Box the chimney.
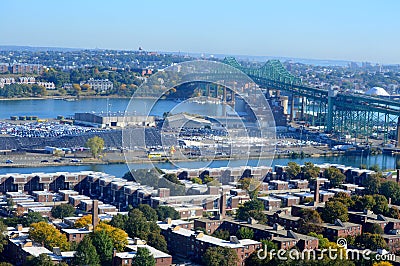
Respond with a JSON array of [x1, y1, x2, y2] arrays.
[[92, 200, 99, 228], [207, 186, 219, 195], [219, 193, 226, 219], [314, 179, 320, 204], [113, 248, 117, 258], [158, 188, 170, 198], [165, 217, 172, 225], [389, 197, 392, 205], [16, 224, 23, 231], [397, 169, 400, 183]]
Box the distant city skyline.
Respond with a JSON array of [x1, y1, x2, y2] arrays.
[[1, 0, 399, 64]]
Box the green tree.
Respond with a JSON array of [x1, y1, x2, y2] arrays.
[[361, 195, 376, 211], [85, 136, 105, 158], [203, 175, 214, 184], [301, 162, 320, 180], [192, 177, 203, 184], [369, 164, 380, 172], [0, 221, 8, 253], [212, 229, 230, 240], [110, 213, 129, 231], [286, 162, 301, 179], [146, 231, 168, 253], [380, 181, 400, 203], [332, 192, 354, 207], [355, 233, 388, 250], [237, 227, 254, 239], [126, 209, 150, 240], [298, 209, 323, 234], [95, 222, 128, 252], [156, 205, 180, 220], [308, 232, 330, 249], [23, 212, 46, 226], [372, 194, 389, 215], [363, 174, 382, 195], [324, 167, 346, 187], [138, 204, 158, 221], [239, 178, 260, 199], [163, 173, 181, 185], [236, 200, 266, 223], [91, 230, 114, 266], [25, 253, 53, 266], [387, 206, 400, 219], [73, 236, 100, 266], [321, 200, 348, 223], [132, 247, 156, 266], [6, 198, 14, 213], [51, 204, 75, 219], [203, 246, 238, 266], [366, 223, 384, 234], [260, 239, 278, 250]]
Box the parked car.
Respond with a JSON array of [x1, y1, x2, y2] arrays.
[[5, 160, 13, 164]]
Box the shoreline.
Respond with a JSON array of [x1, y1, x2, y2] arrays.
[[0, 95, 160, 101]]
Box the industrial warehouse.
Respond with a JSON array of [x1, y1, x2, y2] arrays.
[[74, 112, 156, 128]]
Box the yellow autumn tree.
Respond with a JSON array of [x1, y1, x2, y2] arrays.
[[29, 222, 69, 251], [81, 83, 91, 91], [72, 83, 81, 92], [373, 262, 393, 266], [74, 214, 92, 228], [95, 222, 128, 252]]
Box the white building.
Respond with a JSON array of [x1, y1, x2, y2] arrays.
[[18, 77, 36, 84], [37, 81, 56, 90], [82, 78, 113, 92]]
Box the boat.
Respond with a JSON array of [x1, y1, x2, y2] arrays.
[[63, 98, 78, 102]]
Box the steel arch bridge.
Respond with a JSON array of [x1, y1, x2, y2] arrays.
[[222, 57, 400, 144]]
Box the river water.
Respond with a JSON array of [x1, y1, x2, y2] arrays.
[[0, 154, 398, 177], [1, 98, 399, 177], [0, 98, 228, 119]]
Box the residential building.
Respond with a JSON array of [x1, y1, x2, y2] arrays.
[[81, 78, 113, 92], [159, 220, 261, 266], [316, 219, 362, 241], [113, 239, 172, 266]]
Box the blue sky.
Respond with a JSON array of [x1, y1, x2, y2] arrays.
[[1, 0, 399, 64]]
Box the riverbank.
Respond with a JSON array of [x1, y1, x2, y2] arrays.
[[0, 95, 162, 101], [0, 153, 398, 177], [0, 149, 346, 169]]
